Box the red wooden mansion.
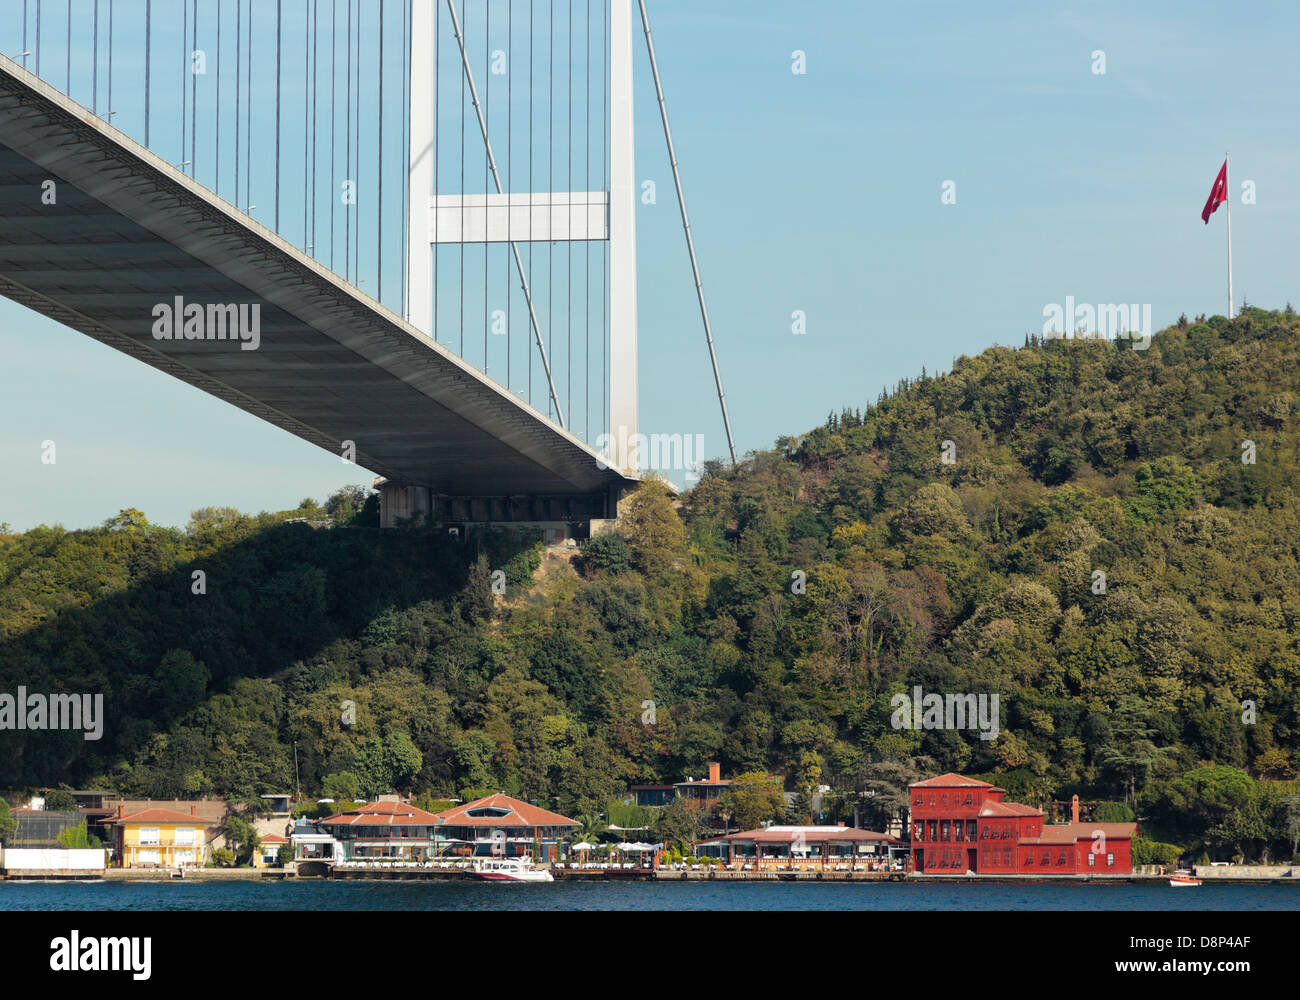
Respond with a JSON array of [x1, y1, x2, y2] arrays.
[[908, 773, 1138, 875]]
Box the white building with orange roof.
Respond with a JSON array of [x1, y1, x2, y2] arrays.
[[316, 799, 444, 861], [433, 793, 580, 862]]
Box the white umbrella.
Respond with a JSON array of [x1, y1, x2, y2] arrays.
[[571, 841, 597, 850]]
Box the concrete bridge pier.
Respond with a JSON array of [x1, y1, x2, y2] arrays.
[[376, 478, 631, 542]]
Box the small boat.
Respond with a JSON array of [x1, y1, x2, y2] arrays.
[[469, 856, 554, 883], [1169, 870, 1201, 887]]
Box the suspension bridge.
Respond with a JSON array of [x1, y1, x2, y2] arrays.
[[0, 0, 734, 533]]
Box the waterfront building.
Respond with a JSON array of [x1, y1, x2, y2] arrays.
[[674, 761, 730, 804], [255, 834, 290, 867], [433, 793, 580, 861], [315, 794, 581, 862], [88, 798, 228, 849], [909, 773, 1137, 875], [290, 820, 342, 863], [317, 799, 444, 861], [694, 825, 907, 866], [101, 804, 215, 868], [629, 785, 676, 807]]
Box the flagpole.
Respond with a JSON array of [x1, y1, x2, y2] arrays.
[[1226, 151, 1234, 319]]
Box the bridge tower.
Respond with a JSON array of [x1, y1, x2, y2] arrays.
[[406, 0, 637, 477]]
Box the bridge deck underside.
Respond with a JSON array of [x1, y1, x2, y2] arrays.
[[0, 60, 633, 503]]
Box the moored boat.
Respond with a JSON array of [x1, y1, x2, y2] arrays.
[[1168, 870, 1201, 887], [469, 856, 554, 883]]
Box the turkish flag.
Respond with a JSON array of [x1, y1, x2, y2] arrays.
[[1201, 160, 1228, 223]]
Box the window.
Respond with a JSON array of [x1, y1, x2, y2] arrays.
[[138, 827, 160, 846], [914, 794, 922, 805], [1057, 851, 1067, 866], [940, 793, 948, 805], [1087, 852, 1095, 867], [175, 827, 195, 846], [1025, 852, 1034, 866], [1107, 853, 1115, 867], [929, 794, 936, 806], [965, 793, 973, 805]]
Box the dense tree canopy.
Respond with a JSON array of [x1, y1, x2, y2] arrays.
[[2, 308, 1299, 861]]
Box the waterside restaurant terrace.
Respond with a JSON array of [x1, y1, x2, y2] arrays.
[[693, 825, 907, 871]]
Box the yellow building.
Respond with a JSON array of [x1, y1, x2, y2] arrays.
[[103, 805, 215, 868]]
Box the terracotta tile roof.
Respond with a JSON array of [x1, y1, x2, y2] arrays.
[[103, 807, 215, 826], [911, 773, 998, 789], [978, 800, 1043, 818], [259, 834, 289, 844], [319, 800, 444, 827], [1021, 829, 1079, 846], [1021, 823, 1137, 845], [433, 793, 580, 828], [102, 800, 227, 823]]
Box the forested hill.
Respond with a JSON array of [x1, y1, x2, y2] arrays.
[[2, 306, 1299, 862]]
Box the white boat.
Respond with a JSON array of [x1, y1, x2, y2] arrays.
[[1169, 870, 1201, 887], [469, 855, 554, 883]]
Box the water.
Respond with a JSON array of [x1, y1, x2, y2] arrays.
[[1, 879, 1297, 910]]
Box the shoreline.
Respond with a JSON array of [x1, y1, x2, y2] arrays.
[[2, 867, 1297, 885]]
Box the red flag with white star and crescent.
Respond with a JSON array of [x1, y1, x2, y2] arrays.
[[1201, 160, 1228, 223]]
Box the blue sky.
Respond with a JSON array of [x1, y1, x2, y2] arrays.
[[1, 0, 1296, 530]]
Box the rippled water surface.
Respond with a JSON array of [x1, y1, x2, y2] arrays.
[[1, 879, 1297, 910]]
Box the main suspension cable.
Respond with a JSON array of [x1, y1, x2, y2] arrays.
[[637, 0, 738, 465]]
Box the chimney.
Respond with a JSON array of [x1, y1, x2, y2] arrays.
[[117, 804, 124, 819], [1071, 794, 1079, 825], [708, 762, 721, 784], [191, 805, 197, 817]]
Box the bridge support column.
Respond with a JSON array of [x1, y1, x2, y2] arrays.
[[608, 0, 639, 475], [406, 1, 435, 333]]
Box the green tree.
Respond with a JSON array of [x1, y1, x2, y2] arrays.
[[579, 534, 632, 575], [42, 789, 77, 811], [1098, 700, 1173, 805], [321, 772, 360, 803], [1282, 796, 1300, 861], [619, 478, 687, 579], [652, 798, 707, 853], [221, 815, 261, 866], [719, 772, 785, 831], [352, 733, 424, 800], [57, 822, 98, 849], [0, 798, 16, 845]]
